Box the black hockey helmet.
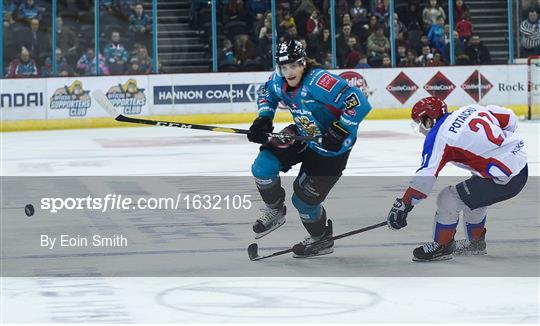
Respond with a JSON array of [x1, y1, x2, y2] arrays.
[[276, 40, 306, 66]]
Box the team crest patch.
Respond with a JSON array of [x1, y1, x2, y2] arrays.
[[294, 116, 320, 137], [316, 73, 339, 92], [344, 93, 359, 109]]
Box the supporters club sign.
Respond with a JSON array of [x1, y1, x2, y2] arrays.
[[386, 72, 419, 104], [105, 79, 146, 115], [49, 80, 91, 117]]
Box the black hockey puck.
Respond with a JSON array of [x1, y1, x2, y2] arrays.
[[25, 204, 34, 217], [247, 243, 259, 260]]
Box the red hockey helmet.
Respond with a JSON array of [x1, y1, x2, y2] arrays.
[[411, 97, 448, 123]]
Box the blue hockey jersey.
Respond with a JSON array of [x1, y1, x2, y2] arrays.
[[256, 68, 372, 157]]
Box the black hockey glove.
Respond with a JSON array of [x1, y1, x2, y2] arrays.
[[247, 116, 274, 144], [322, 121, 350, 152], [387, 198, 413, 230]]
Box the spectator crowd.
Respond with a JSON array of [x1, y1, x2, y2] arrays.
[[192, 0, 539, 71], [2, 0, 539, 77], [2, 0, 155, 77], [520, 4, 540, 57], [188, 0, 504, 71]]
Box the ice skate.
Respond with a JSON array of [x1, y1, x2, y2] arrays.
[[292, 219, 334, 258], [454, 229, 487, 255], [412, 240, 456, 262], [253, 205, 286, 239]]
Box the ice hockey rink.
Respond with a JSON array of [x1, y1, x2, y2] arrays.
[[1, 119, 539, 323]]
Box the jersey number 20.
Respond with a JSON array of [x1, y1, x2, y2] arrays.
[[468, 112, 504, 146]]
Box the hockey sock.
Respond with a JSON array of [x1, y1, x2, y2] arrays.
[[433, 220, 458, 246], [432, 186, 465, 245], [465, 216, 487, 241], [301, 207, 327, 237], [252, 150, 284, 209], [462, 205, 488, 241], [255, 177, 285, 209]]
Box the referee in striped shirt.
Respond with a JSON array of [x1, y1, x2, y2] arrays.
[[520, 8, 540, 57]]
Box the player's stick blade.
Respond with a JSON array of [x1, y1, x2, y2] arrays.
[[247, 243, 259, 260], [92, 90, 120, 117]]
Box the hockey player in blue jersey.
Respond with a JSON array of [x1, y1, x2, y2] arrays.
[[247, 40, 372, 257]]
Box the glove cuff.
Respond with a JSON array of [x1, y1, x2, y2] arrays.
[[402, 199, 414, 212]]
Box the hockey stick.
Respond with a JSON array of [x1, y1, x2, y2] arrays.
[[248, 221, 387, 261], [92, 90, 321, 143]]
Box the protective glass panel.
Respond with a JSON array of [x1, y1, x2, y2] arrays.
[[3, 0, 51, 78], [517, 0, 540, 59], [218, 0, 267, 72], [159, 0, 211, 73], [99, 0, 154, 76]]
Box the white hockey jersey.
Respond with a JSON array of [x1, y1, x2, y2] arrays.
[[403, 104, 528, 205]]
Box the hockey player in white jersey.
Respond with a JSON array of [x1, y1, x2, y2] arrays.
[[387, 97, 528, 262]]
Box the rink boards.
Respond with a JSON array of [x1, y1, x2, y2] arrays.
[[1, 64, 537, 131]]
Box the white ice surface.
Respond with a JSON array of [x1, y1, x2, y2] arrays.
[[1, 277, 538, 323], [3, 120, 537, 177], [1, 120, 539, 323]]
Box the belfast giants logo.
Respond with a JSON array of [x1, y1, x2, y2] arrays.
[[461, 70, 493, 102], [339, 71, 374, 98], [386, 72, 419, 104], [423, 71, 456, 100], [49, 80, 91, 117], [105, 79, 146, 115]]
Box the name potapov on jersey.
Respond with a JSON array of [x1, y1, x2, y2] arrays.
[[448, 107, 477, 133]]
